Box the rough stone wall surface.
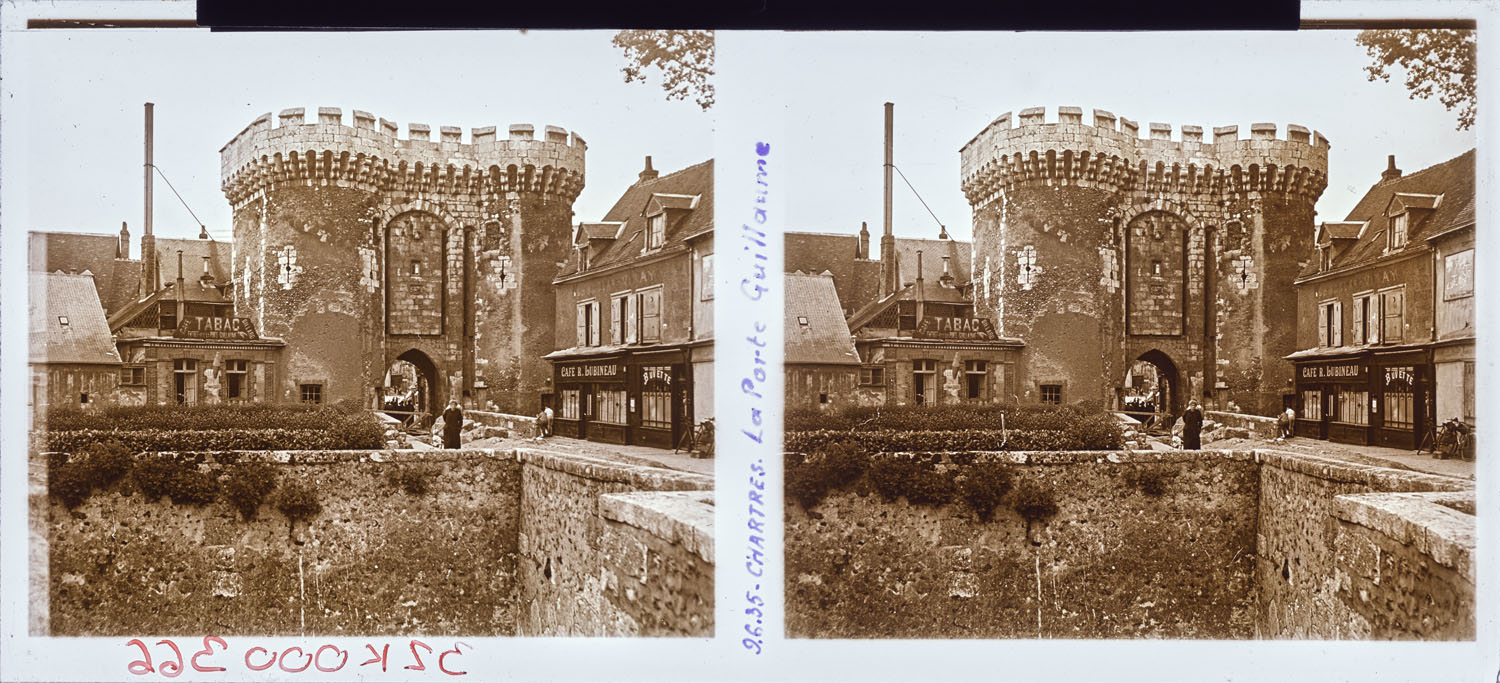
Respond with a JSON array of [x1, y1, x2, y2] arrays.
[[1253, 451, 1472, 639], [46, 450, 522, 636], [784, 365, 871, 412], [515, 451, 713, 637], [786, 450, 1260, 638], [962, 109, 1327, 413], [1206, 410, 1280, 439], [597, 490, 714, 637], [223, 109, 584, 413]]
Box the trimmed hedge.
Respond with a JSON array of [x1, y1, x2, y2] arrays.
[[44, 404, 374, 433], [786, 403, 1105, 434], [785, 404, 1122, 453], [46, 426, 384, 453]]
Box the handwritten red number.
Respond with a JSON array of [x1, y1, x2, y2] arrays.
[[361, 643, 390, 672], [125, 639, 155, 675], [244, 646, 276, 672], [438, 642, 471, 676], [155, 640, 184, 678], [278, 646, 312, 673], [403, 640, 433, 671], [190, 636, 228, 673], [315, 645, 349, 673]]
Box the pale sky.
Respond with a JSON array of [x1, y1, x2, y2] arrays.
[[13, 29, 713, 241], [764, 31, 1476, 244]]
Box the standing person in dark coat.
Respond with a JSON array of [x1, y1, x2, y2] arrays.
[[442, 399, 464, 449], [1182, 399, 1204, 450]]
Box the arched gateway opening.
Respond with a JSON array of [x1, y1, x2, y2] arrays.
[[1126, 349, 1182, 430], [382, 349, 443, 427]]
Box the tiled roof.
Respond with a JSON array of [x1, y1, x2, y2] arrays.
[[152, 237, 234, 291], [28, 231, 144, 315], [558, 160, 713, 278], [576, 222, 622, 242], [784, 232, 880, 314], [887, 237, 972, 287], [784, 273, 861, 366], [29, 272, 122, 365], [1301, 149, 1475, 279]]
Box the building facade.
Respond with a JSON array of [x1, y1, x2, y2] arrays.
[[547, 159, 713, 448], [784, 272, 866, 410], [220, 107, 585, 414], [29, 272, 124, 413], [960, 107, 1329, 415], [1288, 151, 1475, 449]]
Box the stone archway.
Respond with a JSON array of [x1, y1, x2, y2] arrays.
[[383, 349, 444, 424], [1135, 349, 1183, 419]]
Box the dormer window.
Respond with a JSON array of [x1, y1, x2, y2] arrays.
[[1389, 212, 1409, 250], [1320, 246, 1332, 272], [647, 213, 666, 250]]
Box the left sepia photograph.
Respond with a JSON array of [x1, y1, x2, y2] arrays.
[[22, 28, 714, 638]]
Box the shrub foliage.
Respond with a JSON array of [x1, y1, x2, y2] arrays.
[[274, 481, 323, 522], [224, 462, 279, 520], [784, 404, 1121, 454], [44, 404, 384, 453]]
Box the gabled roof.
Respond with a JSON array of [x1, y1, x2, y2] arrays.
[[648, 193, 699, 211], [785, 273, 860, 365], [1387, 192, 1442, 212], [29, 272, 122, 365], [886, 237, 972, 287], [784, 232, 880, 314], [576, 222, 623, 243], [558, 160, 713, 279], [28, 231, 144, 315], [1300, 149, 1475, 279]]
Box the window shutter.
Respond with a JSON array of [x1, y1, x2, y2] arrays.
[[1317, 305, 1329, 347], [1337, 302, 1347, 346], [626, 294, 638, 344], [610, 298, 622, 345], [1372, 296, 1382, 343], [576, 304, 586, 348], [590, 303, 600, 346], [1352, 298, 1364, 344]]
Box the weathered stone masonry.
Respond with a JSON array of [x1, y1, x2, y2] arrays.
[[960, 107, 1329, 414], [221, 108, 585, 413]]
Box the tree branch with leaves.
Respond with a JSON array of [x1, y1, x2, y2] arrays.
[[612, 30, 715, 111], [1357, 29, 1476, 131]]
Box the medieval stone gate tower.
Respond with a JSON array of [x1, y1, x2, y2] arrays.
[[221, 107, 585, 413], [960, 107, 1327, 415]]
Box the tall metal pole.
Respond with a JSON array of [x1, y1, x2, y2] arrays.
[[142, 102, 158, 296], [880, 102, 897, 297]]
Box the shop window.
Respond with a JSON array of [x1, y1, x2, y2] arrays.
[[638, 287, 662, 342], [560, 389, 581, 420], [596, 389, 628, 425], [1380, 287, 1404, 342], [965, 360, 988, 401], [120, 366, 145, 386], [1040, 384, 1063, 405], [226, 360, 248, 400], [1333, 387, 1369, 425], [913, 359, 937, 406], [300, 383, 323, 405], [1300, 389, 1323, 420], [641, 366, 672, 429], [859, 366, 885, 386], [174, 359, 198, 405], [1382, 366, 1414, 429]]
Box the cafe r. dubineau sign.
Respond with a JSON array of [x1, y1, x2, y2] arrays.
[[559, 362, 622, 380], [913, 316, 998, 341], [1298, 361, 1365, 380], [174, 315, 258, 340]]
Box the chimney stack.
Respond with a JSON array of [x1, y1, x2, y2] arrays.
[[914, 249, 925, 322], [879, 102, 898, 297], [142, 103, 159, 296], [940, 255, 954, 287], [1381, 154, 1403, 182], [175, 249, 186, 323], [858, 221, 870, 259], [118, 222, 130, 260], [638, 155, 658, 184]]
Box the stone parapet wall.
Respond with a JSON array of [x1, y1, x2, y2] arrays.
[[786, 447, 1475, 640], [1253, 449, 1472, 639], [1206, 410, 1281, 438], [39, 447, 713, 637], [787, 449, 1261, 638], [515, 449, 713, 637]]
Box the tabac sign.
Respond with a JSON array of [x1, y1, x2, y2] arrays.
[[913, 316, 998, 341], [175, 315, 258, 340]]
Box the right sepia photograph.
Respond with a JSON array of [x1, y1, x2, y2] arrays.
[[780, 28, 1477, 639]]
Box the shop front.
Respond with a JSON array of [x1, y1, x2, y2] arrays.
[[1290, 346, 1431, 449], [548, 346, 692, 449]]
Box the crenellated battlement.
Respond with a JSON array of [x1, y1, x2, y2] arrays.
[[220, 107, 586, 206], [960, 106, 1328, 207]]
